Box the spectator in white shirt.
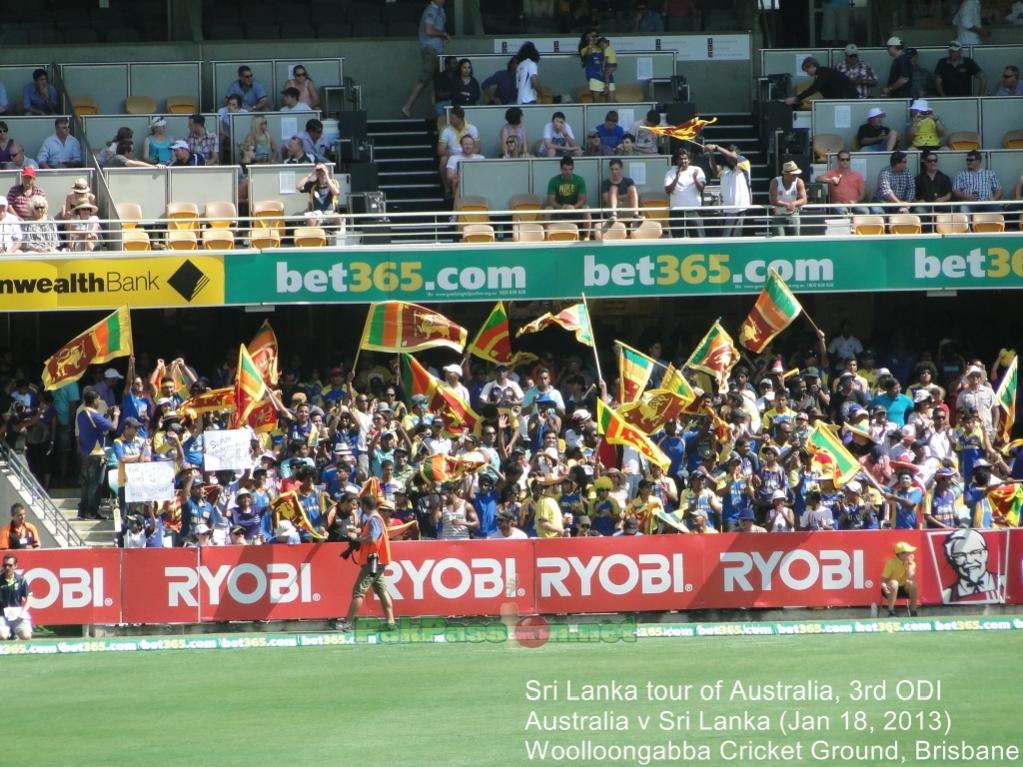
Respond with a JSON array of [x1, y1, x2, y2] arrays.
[[664, 148, 706, 237]]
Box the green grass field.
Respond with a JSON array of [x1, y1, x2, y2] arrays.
[[13, 624, 1023, 767]]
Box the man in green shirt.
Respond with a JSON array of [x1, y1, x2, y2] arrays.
[[545, 156, 591, 238]]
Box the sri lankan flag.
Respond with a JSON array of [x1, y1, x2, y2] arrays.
[[738, 269, 803, 353], [996, 355, 1018, 443], [616, 341, 656, 404], [419, 453, 489, 484], [515, 303, 594, 347], [180, 387, 235, 419], [233, 344, 266, 428], [399, 354, 480, 435], [595, 400, 670, 471], [248, 319, 279, 385], [986, 482, 1023, 528], [42, 306, 133, 390], [246, 400, 278, 434], [360, 301, 467, 353], [148, 359, 193, 400], [685, 320, 739, 388], [270, 491, 325, 540], [807, 422, 860, 486], [618, 383, 695, 434], [468, 301, 537, 367]]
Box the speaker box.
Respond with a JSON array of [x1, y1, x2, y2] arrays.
[[348, 191, 386, 215], [337, 110, 367, 143], [348, 162, 379, 193], [763, 101, 793, 141]]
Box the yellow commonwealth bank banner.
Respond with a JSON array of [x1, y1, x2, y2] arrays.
[[0, 255, 225, 310]]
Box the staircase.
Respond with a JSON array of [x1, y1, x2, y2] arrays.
[[51, 488, 116, 547], [697, 112, 771, 204]]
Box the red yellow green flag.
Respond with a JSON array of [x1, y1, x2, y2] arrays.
[[595, 399, 670, 471], [738, 269, 803, 353], [986, 482, 1023, 528], [42, 306, 133, 390], [180, 387, 235, 420], [270, 491, 325, 540], [419, 453, 489, 484], [399, 354, 481, 436], [685, 320, 740, 388], [515, 303, 594, 347], [360, 301, 467, 353], [618, 384, 696, 435], [468, 301, 537, 367], [248, 319, 279, 385], [246, 400, 279, 434], [233, 344, 266, 428], [995, 355, 1018, 443], [807, 422, 861, 486], [616, 341, 656, 404]]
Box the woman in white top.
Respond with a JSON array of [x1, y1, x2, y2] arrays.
[[769, 160, 807, 236], [515, 42, 541, 105], [435, 484, 478, 539]]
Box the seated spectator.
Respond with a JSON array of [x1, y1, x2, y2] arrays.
[[187, 114, 219, 166], [0, 198, 23, 253], [545, 156, 591, 235], [7, 166, 44, 221], [0, 122, 13, 164], [22, 196, 59, 252], [907, 49, 937, 99], [595, 110, 624, 153], [22, 68, 59, 116], [836, 44, 877, 98], [952, 151, 1002, 213], [664, 148, 706, 237], [785, 56, 858, 105], [481, 56, 518, 105], [601, 157, 638, 225], [283, 64, 320, 109], [452, 59, 481, 107], [769, 160, 807, 236], [856, 107, 898, 153], [280, 86, 313, 113], [870, 151, 915, 214], [60, 177, 96, 220], [820, 150, 867, 216], [282, 136, 315, 164], [67, 200, 101, 252], [217, 95, 247, 159], [935, 40, 986, 97], [142, 117, 174, 165], [538, 111, 582, 158], [225, 65, 269, 111], [905, 99, 946, 151], [237, 142, 256, 213], [632, 109, 661, 154], [169, 139, 204, 167], [38, 117, 82, 169], [106, 140, 156, 168], [298, 163, 342, 228], [446, 134, 484, 198], [583, 129, 612, 156], [500, 107, 527, 155], [4, 143, 37, 172], [501, 134, 529, 158], [437, 106, 479, 196], [300, 119, 332, 164], [245, 115, 279, 163], [615, 133, 639, 155], [995, 65, 1023, 95], [95, 127, 134, 166], [913, 151, 953, 219]]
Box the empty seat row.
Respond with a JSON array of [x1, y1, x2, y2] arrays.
[[462, 219, 663, 243], [71, 95, 199, 117], [851, 212, 1011, 235], [122, 226, 329, 250]]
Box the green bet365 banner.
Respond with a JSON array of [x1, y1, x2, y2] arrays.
[[224, 236, 1023, 305]]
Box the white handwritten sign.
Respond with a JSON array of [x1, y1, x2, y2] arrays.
[[204, 429, 253, 472], [124, 462, 176, 503]]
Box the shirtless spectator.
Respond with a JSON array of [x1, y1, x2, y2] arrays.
[[856, 107, 898, 152], [446, 134, 484, 200], [820, 150, 866, 216], [835, 44, 877, 98], [187, 114, 219, 166], [22, 69, 59, 116], [7, 166, 43, 221], [538, 111, 582, 158], [225, 65, 269, 111], [283, 64, 320, 109], [38, 117, 82, 169]]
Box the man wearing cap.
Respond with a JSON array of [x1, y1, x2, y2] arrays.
[[856, 108, 898, 153], [169, 139, 204, 167], [935, 41, 986, 97], [442, 363, 470, 403], [492, 510, 528, 539], [785, 56, 858, 106], [180, 468, 217, 543], [926, 468, 965, 528], [769, 160, 806, 236], [871, 151, 915, 214], [271, 519, 300, 544], [880, 541, 919, 617], [956, 365, 998, 437], [836, 44, 877, 98], [112, 416, 151, 512], [881, 470, 923, 529], [37, 117, 82, 169], [736, 508, 766, 533], [952, 151, 1002, 214], [6, 165, 44, 221], [338, 495, 397, 632], [882, 36, 912, 98]]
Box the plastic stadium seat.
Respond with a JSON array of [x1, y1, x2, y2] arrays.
[[546, 222, 580, 241], [462, 223, 496, 243], [166, 96, 199, 115], [630, 219, 663, 239], [1002, 130, 1023, 149], [122, 229, 151, 251], [202, 228, 236, 250], [639, 194, 669, 223], [509, 194, 543, 222], [971, 212, 1005, 233], [852, 215, 885, 235], [812, 133, 844, 162], [165, 201, 200, 231], [252, 200, 285, 231], [888, 213, 922, 234], [513, 223, 544, 242], [250, 227, 282, 248], [614, 83, 645, 102], [204, 201, 237, 229], [167, 230, 198, 250], [573, 85, 594, 103], [934, 213, 969, 234], [454, 196, 490, 230], [125, 95, 157, 114], [71, 96, 99, 116], [294, 226, 327, 247], [946, 131, 981, 151], [597, 221, 628, 240], [116, 202, 143, 230]]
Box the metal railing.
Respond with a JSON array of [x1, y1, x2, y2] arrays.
[[0, 442, 86, 548]]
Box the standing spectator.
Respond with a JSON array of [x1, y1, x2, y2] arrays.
[[820, 0, 851, 45], [0, 504, 40, 549], [515, 42, 541, 105], [580, 30, 605, 102], [76, 387, 118, 521], [952, 151, 1002, 213], [430, 56, 459, 118], [633, 2, 665, 32], [0, 198, 22, 253], [481, 56, 518, 105], [451, 59, 481, 107], [705, 143, 751, 237], [956, 364, 998, 437], [7, 166, 44, 220], [22, 69, 59, 115], [994, 65, 1023, 95], [785, 57, 858, 104], [856, 107, 898, 152], [836, 44, 877, 98], [882, 36, 912, 98], [595, 110, 624, 152], [664, 148, 705, 236], [906, 99, 946, 151], [769, 160, 807, 236], [871, 151, 915, 214], [0, 555, 32, 640], [820, 151, 867, 216], [283, 64, 320, 109], [401, 0, 450, 117], [952, 0, 990, 45], [225, 65, 269, 111], [187, 114, 219, 166], [935, 40, 987, 96], [907, 49, 937, 98], [37, 117, 82, 169], [599, 37, 619, 103], [600, 158, 638, 227], [538, 111, 582, 157]]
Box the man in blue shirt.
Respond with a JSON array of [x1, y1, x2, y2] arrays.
[[181, 468, 217, 542], [76, 387, 118, 520], [595, 110, 624, 152], [870, 375, 914, 426], [225, 65, 269, 111], [37, 117, 82, 169], [22, 69, 59, 115], [472, 474, 500, 538], [883, 471, 922, 529]]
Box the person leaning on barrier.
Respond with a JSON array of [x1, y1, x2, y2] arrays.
[[663, 148, 705, 237], [336, 495, 397, 633], [785, 56, 858, 106], [769, 160, 807, 236]]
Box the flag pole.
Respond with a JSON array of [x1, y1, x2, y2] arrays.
[[581, 293, 604, 386]]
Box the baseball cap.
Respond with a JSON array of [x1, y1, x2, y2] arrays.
[[948, 40, 963, 50], [21, 166, 37, 178], [738, 508, 756, 521], [894, 541, 916, 554], [194, 523, 212, 535], [104, 368, 124, 379], [442, 363, 462, 377], [844, 43, 859, 55], [886, 36, 903, 47], [123, 417, 142, 428], [966, 365, 984, 376], [913, 389, 932, 403], [170, 139, 190, 150], [866, 107, 886, 120]]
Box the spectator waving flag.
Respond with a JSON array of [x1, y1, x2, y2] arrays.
[[996, 354, 1018, 443], [685, 320, 739, 388], [360, 301, 467, 353], [399, 354, 480, 435], [180, 387, 235, 419], [983, 483, 1023, 528], [419, 453, 489, 484], [807, 423, 861, 486], [149, 358, 194, 400], [616, 341, 657, 404], [738, 269, 803, 353], [271, 491, 325, 540], [41, 306, 133, 390], [595, 399, 670, 471], [233, 344, 266, 428], [516, 303, 594, 347], [468, 301, 537, 367], [247, 319, 280, 385]]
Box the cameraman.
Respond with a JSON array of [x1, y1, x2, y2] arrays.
[[336, 495, 396, 633]]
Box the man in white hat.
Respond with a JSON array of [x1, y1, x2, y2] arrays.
[[169, 139, 204, 167], [880, 541, 919, 617], [955, 365, 997, 436], [836, 43, 877, 98], [441, 362, 470, 403], [856, 107, 898, 152], [935, 40, 986, 97], [768, 160, 806, 236], [95, 367, 125, 409]]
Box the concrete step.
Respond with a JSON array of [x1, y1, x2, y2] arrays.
[[51, 488, 117, 547]]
